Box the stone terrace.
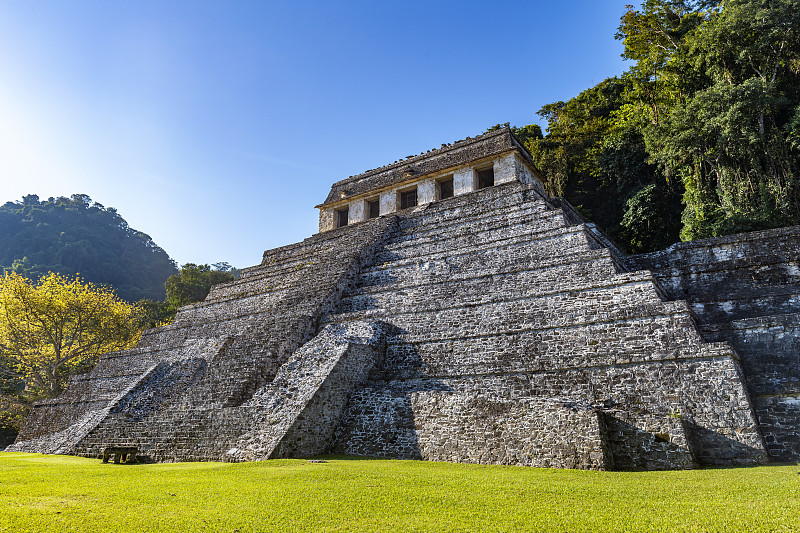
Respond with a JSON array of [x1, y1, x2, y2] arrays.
[[628, 227, 800, 462], [325, 180, 766, 469]]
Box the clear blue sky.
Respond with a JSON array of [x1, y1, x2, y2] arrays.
[[0, 1, 630, 269]]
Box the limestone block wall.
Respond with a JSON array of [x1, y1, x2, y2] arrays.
[[70, 321, 385, 463], [318, 208, 334, 235], [601, 410, 695, 470], [14, 342, 187, 443], [417, 179, 436, 204], [453, 167, 473, 196], [335, 352, 762, 469], [628, 227, 800, 462], [252, 321, 385, 460], [336, 392, 610, 470], [317, 128, 547, 232], [321, 127, 542, 206], [626, 226, 800, 323], [513, 152, 541, 191], [494, 152, 519, 185]]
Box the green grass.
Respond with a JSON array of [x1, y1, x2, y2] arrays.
[[0, 453, 798, 532]]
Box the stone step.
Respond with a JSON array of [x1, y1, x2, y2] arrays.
[[335, 389, 612, 469], [350, 248, 619, 297], [174, 283, 338, 324], [53, 343, 187, 406], [167, 355, 280, 411], [339, 269, 660, 316], [206, 281, 295, 305], [395, 181, 546, 232], [625, 225, 800, 268], [326, 285, 696, 342], [700, 311, 800, 335], [142, 312, 315, 354], [335, 349, 757, 468], [169, 300, 319, 330], [239, 244, 330, 280], [57, 376, 142, 400], [390, 198, 555, 245], [208, 250, 360, 300], [699, 313, 800, 397], [372, 313, 725, 379], [652, 257, 800, 297], [689, 292, 800, 324], [362, 224, 599, 276], [750, 395, 800, 462], [378, 207, 569, 260], [356, 236, 605, 297], [237, 215, 396, 281], [77, 349, 165, 377]]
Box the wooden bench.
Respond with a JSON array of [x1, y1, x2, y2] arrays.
[[102, 446, 138, 464]]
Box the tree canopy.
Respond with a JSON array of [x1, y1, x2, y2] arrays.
[[0, 194, 178, 301], [0, 272, 142, 400], [165, 263, 235, 308], [139, 263, 236, 328], [510, 0, 800, 252]]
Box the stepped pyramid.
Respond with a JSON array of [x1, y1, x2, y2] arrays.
[[10, 127, 799, 469]]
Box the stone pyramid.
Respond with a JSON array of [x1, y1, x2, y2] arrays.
[[10, 127, 798, 469]]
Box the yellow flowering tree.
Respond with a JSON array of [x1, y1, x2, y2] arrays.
[[0, 272, 142, 399]]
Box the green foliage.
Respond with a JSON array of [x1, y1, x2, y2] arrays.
[[620, 183, 683, 252], [0, 455, 798, 532], [0, 272, 142, 399], [165, 263, 235, 308], [487, 122, 543, 146], [0, 194, 178, 302], [211, 261, 241, 279], [0, 340, 26, 439], [137, 298, 179, 330], [0, 393, 26, 440], [510, 0, 800, 250], [509, 77, 682, 253], [140, 263, 236, 328], [617, 0, 800, 239]]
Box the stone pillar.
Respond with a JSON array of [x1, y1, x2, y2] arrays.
[[350, 199, 366, 223], [417, 179, 436, 204], [380, 189, 397, 215], [453, 168, 474, 196], [495, 154, 517, 185], [319, 208, 334, 233]]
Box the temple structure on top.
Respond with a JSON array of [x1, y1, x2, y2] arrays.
[[8, 126, 799, 469], [316, 128, 545, 232]]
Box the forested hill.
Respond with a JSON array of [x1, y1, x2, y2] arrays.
[[0, 194, 178, 301], [505, 0, 800, 254]]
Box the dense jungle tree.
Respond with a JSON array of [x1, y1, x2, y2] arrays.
[[500, 77, 683, 253], [509, 0, 800, 251], [613, 0, 800, 239]]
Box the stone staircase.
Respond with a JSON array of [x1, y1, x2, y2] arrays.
[[229, 321, 385, 461], [10, 216, 397, 461], [323, 181, 766, 469]]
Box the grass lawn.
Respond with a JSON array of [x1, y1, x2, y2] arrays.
[[0, 453, 798, 532]]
